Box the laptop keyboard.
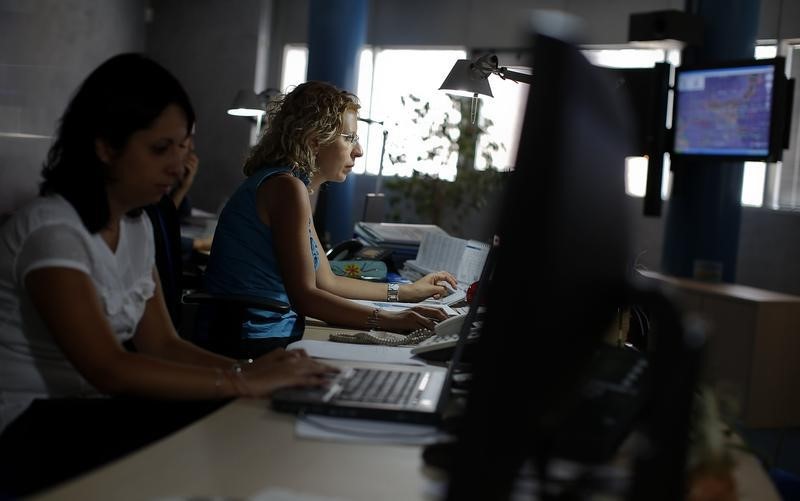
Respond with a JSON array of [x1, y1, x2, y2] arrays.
[[335, 368, 422, 405]]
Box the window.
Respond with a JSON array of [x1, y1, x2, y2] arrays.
[[770, 42, 800, 210], [280, 44, 308, 92], [473, 63, 530, 172], [581, 43, 797, 209], [279, 42, 800, 210], [738, 44, 780, 207], [358, 48, 467, 180], [281, 45, 467, 180]]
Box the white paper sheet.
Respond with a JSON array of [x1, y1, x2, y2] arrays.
[[295, 414, 449, 445], [287, 339, 426, 366]]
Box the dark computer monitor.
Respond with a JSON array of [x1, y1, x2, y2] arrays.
[[445, 31, 635, 500], [604, 64, 671, 216], [604, 64, 671, 158], [670, 57, 791, 162]]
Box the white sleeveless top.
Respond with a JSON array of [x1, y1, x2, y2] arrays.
[[0, 195, 155, 432]]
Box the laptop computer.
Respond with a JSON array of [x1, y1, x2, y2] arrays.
[[269, 245, 496, 425]]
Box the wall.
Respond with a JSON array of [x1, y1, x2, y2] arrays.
[[0, 0, 145, 214], [3, 0, 800, 296], [264, 0, 800, 297], [146, 0, 265, 214]]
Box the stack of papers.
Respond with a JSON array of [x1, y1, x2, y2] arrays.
[[354, 222, 448, 266], [286, 339, 425, 366], [402, 232, 490, 288]]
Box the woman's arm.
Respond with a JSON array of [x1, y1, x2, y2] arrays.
[[25, 267, 329, 399], [131, 269, 235, 366], [262, 176, 449, 331], [311, 224, 457, 302], [264, 176, 376, 323], [170, 147, 198, 209]]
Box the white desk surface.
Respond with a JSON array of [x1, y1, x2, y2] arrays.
[[33, 326, 781, 501], [34, 398, 441, 501]]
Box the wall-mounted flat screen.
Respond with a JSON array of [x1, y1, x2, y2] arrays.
[[671, 58, 789, 162]]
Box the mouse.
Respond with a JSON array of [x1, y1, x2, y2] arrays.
[[436, 280, 457, 298]]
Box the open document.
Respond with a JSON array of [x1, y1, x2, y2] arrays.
[[401, 232, 490, 289]]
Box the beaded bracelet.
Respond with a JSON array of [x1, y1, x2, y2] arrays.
[[366, 308, 381, 331], [225, 366, 255, 397]]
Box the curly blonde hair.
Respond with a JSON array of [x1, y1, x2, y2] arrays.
[[243, 81, 360, 179]]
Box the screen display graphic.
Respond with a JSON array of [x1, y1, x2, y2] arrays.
[[673, 64, 774, 157]]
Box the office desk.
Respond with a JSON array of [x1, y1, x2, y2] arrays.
[[34, 326, 781, 501], [638, 270, 800, 427], [34, 398, 439, 501]]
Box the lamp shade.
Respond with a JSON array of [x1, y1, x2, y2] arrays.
[[439, 59, 493, 98], [227, 89, 266, 117]]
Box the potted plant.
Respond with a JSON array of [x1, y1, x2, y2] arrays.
[[383, 94, 507, 237]]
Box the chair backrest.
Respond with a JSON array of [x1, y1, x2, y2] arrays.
[[182, 291, 291, 359], [145, 197, 184, 328]]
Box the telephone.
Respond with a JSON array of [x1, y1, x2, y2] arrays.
[[326, 240, 395, 281], [410, 314, 478, 362], [328, 313, 468, 351], [326, 239, 393, 263]]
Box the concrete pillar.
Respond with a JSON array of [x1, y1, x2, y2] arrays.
[[307, 0, 368, 247], [661, 0, 760, 282]]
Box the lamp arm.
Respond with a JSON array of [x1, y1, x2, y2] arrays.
[[495, 67, 533, 84]]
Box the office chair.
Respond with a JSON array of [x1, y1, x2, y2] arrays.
[[182, 290, 290, 359], [145, 197, 290, 358]]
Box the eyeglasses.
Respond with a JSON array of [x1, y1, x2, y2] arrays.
[[339, 132, 360, 145]]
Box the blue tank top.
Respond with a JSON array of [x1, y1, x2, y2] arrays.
[[204, 166, 320, 339]]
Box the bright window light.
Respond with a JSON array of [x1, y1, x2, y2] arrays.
[[366, 49, 467, 180], [475, 74, 529, 171], [583, 48, 668, 68], [742, 162, 766, 207], [279, 43, 784, 209], [625, 156, 649, 197], [755, 45, 778, 60], [662, 153, 672, 200], [353, 48, 375, 175], [736, 44, 776, 208], [625, 154, 672, 200], [281, 45, 308, 93]]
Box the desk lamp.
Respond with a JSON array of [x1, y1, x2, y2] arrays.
[[226, 88, 277, 137], [358, 116, 388, 222], [439, 53, 532, 122]]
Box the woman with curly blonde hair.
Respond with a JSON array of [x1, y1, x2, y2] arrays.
[[205, 81, 457, 356]]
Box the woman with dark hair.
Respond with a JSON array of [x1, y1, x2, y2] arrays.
[[205, 81, 458, 357], [0, 54, 332, 497]]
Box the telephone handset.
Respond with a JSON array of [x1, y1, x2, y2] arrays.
[[430, 314, 466, 336], [326, 239, 393, 263], [411, 314, 478, 362]]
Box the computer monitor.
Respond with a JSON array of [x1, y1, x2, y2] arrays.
[[604, 64, 671, 216], [445, 31, 635, 500], [670, 57, 791, 162], [604, 64, 671, 158]]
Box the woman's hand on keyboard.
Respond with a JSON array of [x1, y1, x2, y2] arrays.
[[377, 305, 448, 333], [246, 348, 338, 395]]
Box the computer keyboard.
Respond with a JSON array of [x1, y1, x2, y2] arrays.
[[334, 368, 421, 405]]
